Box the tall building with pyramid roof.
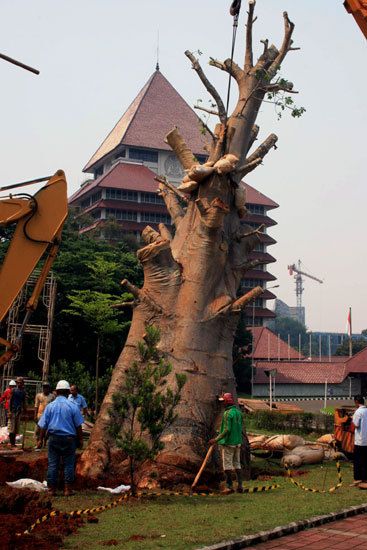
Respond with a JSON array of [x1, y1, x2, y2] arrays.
[[69, 67, 278, 326]]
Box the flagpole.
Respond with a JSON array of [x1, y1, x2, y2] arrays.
[[349, 306, 353, 358]]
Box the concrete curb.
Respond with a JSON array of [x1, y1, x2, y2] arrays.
[[198, 502, 367, 549]]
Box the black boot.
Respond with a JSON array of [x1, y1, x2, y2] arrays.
[[236, 469, 243, 493], [221, 470, 234, 494], [9, 433, 16, 447]]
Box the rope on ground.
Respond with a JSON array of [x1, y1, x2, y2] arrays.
[[285, 459, 343, 494], [20, 484, 281, 535]]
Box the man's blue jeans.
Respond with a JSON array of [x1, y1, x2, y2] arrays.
[[47, 434, 77, 487]]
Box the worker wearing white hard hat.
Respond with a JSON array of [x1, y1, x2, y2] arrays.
[[38, 380, 84, 496]]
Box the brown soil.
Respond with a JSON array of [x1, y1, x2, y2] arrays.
[[0, 451, 48, 485], [0, 486, 83, 550]]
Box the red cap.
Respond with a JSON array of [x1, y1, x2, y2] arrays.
[[219, 393, 234, 405]]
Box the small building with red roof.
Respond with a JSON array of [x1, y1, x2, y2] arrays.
[[253, 345, 367, 398]]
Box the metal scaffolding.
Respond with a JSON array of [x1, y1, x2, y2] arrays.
[[4, 271, 57, 381]]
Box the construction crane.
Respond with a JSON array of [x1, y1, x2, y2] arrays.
[[287, 260, 323, 311]]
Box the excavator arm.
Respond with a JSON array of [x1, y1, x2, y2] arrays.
[[0, 169, 68, 366], [344, 0, 367, 38]]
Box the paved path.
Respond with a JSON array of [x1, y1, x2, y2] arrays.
[[247, 513, 367, 549]]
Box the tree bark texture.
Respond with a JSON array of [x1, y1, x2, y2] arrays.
[[78, 1, 297, 483]]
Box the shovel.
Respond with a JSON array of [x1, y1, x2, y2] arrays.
[[190, 444, 214, 495]]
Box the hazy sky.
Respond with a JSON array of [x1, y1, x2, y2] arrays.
[[1, 1, 366, 333]]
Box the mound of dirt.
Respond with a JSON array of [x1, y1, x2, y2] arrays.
[[0, 486, 83, 550]]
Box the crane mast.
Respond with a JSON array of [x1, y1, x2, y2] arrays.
[[288, 260, 323, 313]]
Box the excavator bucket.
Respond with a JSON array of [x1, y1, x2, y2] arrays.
[[0, 170, 68, 323]]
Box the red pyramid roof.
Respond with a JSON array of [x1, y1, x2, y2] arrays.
[[242, 182, 279, 210], [83, 69, 210, 172], [250, 326, 302, 360]]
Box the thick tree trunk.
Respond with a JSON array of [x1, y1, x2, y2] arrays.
[[78, 1, 298, 484]]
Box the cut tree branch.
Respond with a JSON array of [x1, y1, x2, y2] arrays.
[[155, 176, 185, 228], [229, 286, 264, 312], [243, 133, 278, 166], [209, 286, 264, 318], [268, 11, 295, 79], [266, 81, 298, 94], [248, 124, 260, 152], [111, 301, 135, 309], [194, 104, 220, 117], [236, 156, 263, 176], [185, 50, 227, 124], [244, 1, 256, 71], [121, 279, 162, 314], [165, 127, 196, 170], [237, 224, 265, 240], [208, 57, 244, 83]]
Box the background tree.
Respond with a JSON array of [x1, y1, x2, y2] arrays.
[[79, 1, 303, 481], [233, 314, 253, 393], [335, 338, 367, 356], [269, 316, 307, 351], [63, 289, 125, 412], [109, 326, 186, 493]]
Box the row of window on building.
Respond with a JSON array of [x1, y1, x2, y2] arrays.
[[94, 147, 209, 178], [104, 208, 172, 225], [80, 189, 165, 210]]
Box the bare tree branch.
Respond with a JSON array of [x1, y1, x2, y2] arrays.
[[237, 224, 265, 239], [185, 50, 227, 124], [165, 127, 196, 170], [230, 286, 264, 312], [260, 39, 269, 55], [155, 176, 185, 228], [194, 105, 220, 117], [236, 157, 263, 176], [248, 124, 260, 152], [210, 285, 264, 318], [245, 1, 257, 71], [268, 12, 295, 79], [121, 279, 163, 314], [208, 57, 244, 83], [266, 81, 298, 94], [155, 175, 188, 204], [111, 301, 135, 309], [244, 133, 278, 166]]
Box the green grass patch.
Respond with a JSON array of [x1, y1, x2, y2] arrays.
[[59, 460, 367, 550]]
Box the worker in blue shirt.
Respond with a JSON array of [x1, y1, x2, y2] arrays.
[[38, 380, 84, 496], [68, 384, 88, 417]]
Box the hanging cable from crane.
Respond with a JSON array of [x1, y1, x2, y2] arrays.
[[226, 1, 242, 115]]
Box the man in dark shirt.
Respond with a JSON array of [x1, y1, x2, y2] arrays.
[[8, 376, 27, 447]]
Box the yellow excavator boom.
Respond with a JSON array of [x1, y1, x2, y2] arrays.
[[0, 169, 68, 365]]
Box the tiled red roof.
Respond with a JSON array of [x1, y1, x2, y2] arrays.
[[346, 346, 367, 374], [248, 251, 276, 263], [245, 213, 277, 227], [250, 327, 302, 360], [69, 162, 158, 203], [254, 360, 347, 384], [83, 70, 210, 172], [242, 182, 279, 210]]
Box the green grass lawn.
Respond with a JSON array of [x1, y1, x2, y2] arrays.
[[57, 459, 367, 550]]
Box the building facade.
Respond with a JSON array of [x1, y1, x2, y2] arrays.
[[69, 68, 278, 325]]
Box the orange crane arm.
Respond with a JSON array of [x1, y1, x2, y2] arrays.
[[0, 169, 68, 366], [344, 0, 367, 38]]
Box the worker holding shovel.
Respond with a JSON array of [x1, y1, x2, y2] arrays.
[[209, 393, 244, 494]]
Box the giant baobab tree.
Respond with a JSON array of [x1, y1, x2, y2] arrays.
[[78, 0, 301, 482]]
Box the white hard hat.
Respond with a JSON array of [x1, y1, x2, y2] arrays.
[[56, 380, 70, 390], [9, 380, 16, 386]]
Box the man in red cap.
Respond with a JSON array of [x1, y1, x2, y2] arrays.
[[209, 392, 244, 494]]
